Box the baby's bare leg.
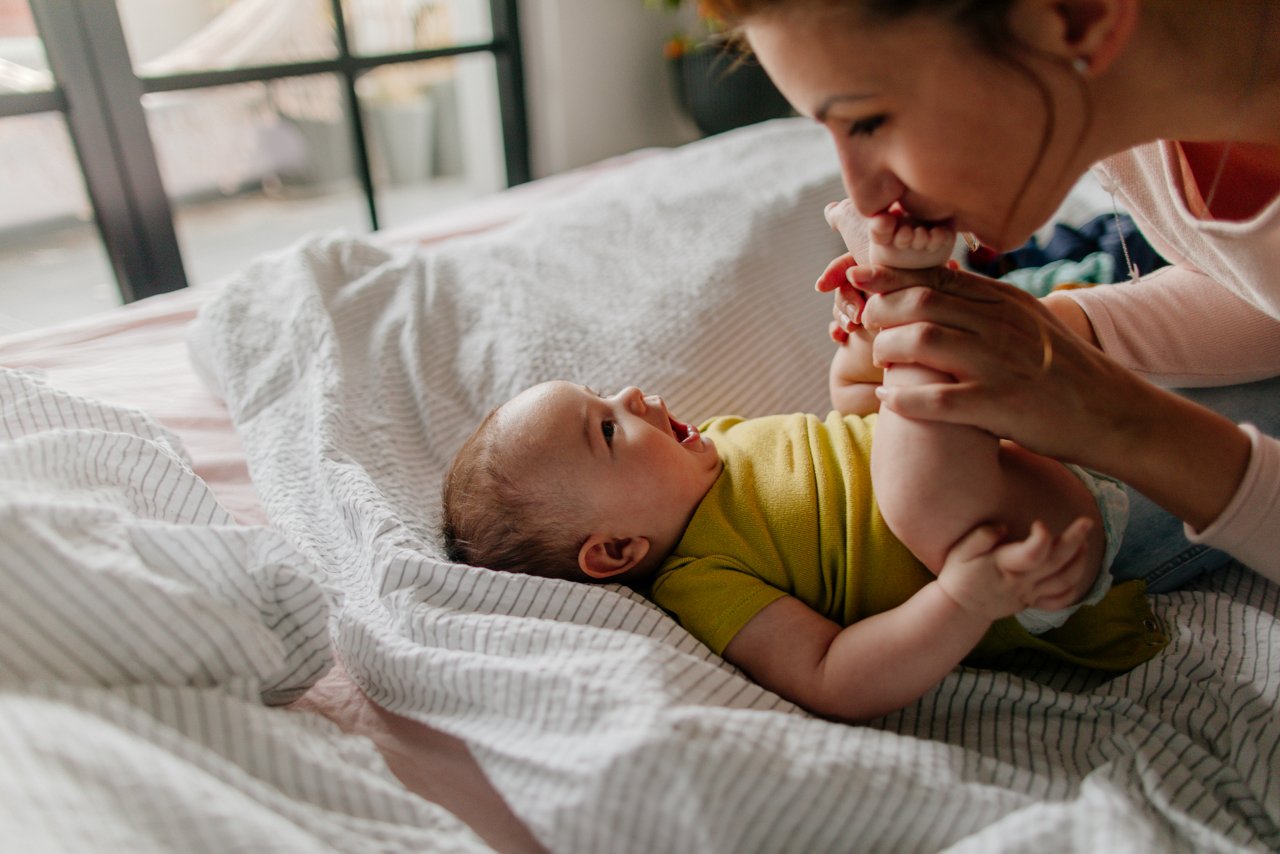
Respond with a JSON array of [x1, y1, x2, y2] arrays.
[[867, 216, 1105, 599], [872, 363, 1105, 583]]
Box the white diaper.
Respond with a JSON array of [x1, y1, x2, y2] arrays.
[[1015, 465, 1128, 635]]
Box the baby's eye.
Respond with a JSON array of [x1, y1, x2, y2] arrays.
[[601, 420, 615, 445], [848, 114, 886, 137]]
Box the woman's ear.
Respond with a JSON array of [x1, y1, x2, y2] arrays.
[[578, 534, 651, 580], [1008, 0, 1138, 76]]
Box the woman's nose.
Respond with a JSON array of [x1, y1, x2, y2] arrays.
[[835, 139, 903, 218]]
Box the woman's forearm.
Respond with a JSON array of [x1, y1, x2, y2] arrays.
[[1091, 379, 1251, 532], [1046, 289, 1251, 531]]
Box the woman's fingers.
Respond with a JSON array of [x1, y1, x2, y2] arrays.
[[816, 253, 868, 332], [832, 291, 866, 331], [874, 379, 1006, 428], [815, 252, 857, 293]]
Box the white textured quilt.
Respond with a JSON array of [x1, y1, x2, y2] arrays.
[[0, 369, 490, 852], [9, 119, 1275, 851], [190, 120, 1280, 851]]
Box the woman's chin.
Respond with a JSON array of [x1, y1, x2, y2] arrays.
[[972, 227, 1033, 255]]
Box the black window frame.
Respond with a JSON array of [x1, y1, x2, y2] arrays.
[[1, 0, 529, 302]]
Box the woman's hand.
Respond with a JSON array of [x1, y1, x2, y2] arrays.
[[815, 252, 864, 344], [848, 261, 1147, 466]]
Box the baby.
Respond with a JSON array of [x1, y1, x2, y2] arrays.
[[441, 211, 1164, 722]]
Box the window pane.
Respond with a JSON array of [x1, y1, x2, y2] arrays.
[[142, 76, 366, 286], [346, 0, 492, 55], [0, 0, 53, 92], [119, 0, 337, 76], [359, 52, 505, 231], [0, 113, 119, 332]]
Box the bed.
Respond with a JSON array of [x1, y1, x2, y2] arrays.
[[2, 119, 1277, 852]]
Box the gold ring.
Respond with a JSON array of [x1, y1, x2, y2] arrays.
[[1032, 313, 1054, 376]]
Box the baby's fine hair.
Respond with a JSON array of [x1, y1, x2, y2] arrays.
[[441, 405, 590, 582]]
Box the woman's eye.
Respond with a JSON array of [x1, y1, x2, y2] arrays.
[[601, 420, 615, 445], [848, 115, 886, 137]]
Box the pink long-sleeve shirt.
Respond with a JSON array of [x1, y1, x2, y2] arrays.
[[1066, 141, 1280, 579]]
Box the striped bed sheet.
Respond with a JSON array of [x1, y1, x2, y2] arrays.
[[189, 120, 1278, 851], [1, 118, 1276, 851]]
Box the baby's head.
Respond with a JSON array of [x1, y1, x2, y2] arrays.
[[442, 381, 722, 585]]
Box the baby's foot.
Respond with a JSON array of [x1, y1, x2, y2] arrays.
[[867, 208, 956, 270]]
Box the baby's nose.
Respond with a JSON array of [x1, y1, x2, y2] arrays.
[[618, 386, 646, 411]]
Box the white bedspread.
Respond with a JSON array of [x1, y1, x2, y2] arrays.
[[27, 119, 1280, 851], [0, 370, 491, 851]]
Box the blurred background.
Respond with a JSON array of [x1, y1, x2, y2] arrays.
[[0, 0, 726, 332]]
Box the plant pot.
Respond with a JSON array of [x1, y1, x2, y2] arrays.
[[670, 42, 794, 137], [369, 94, 437, 186]]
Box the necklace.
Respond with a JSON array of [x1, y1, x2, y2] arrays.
[[1112, 1, 1272, 284]]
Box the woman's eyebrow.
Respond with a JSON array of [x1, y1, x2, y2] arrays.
[[814, 93, 874, 123]]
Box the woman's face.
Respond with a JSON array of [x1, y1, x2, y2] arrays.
[[746, 7, 1091, 251]]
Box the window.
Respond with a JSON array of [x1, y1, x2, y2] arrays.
[[0, 0, 527, 331]]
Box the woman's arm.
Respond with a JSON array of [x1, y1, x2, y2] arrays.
[[1059, 266, 1280, 386]]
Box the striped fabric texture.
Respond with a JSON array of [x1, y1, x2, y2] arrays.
[[0, 369, 492, 851], [8, 119, 1275, 851], [194, 120, 1280, 851]]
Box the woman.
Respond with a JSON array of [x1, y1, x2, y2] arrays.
[[699, 0, 1280, 587]]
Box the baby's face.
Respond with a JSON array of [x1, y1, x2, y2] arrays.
[[498, 381, 722, 549]]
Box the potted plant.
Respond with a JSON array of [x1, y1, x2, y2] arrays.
[[647, 0, 794, 137]]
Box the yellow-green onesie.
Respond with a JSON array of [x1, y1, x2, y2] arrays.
[[650, 412, 1166, 671]]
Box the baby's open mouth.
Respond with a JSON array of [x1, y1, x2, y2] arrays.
[[669, 415, 698, 445]]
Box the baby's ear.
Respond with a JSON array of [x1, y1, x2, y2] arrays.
[[579, 534, 650, 580]]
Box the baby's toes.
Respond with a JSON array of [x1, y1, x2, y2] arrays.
[[868, 214, 897, 243], [928, 227, 955, 252]]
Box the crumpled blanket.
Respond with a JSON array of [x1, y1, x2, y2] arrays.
[[192, 119, 1280, 852], [0, 368, 490, 852]]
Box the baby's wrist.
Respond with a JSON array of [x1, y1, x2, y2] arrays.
[[932, 578, 1000, 625]]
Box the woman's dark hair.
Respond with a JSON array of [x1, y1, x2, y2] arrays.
[[702, 0, 1017, 50], [702, 0, 1091, 244]]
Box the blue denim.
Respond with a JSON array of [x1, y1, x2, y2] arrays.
[[1109, 374, 1280, 593]]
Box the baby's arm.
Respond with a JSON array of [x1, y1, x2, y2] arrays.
[[722, 521, 1091, 721]]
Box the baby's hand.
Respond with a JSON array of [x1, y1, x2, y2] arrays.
[[937, 519, 1094, 622], [867, 208, 956, 270]]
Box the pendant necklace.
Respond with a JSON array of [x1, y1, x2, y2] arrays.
[[1112, 1, 1271, 284]]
